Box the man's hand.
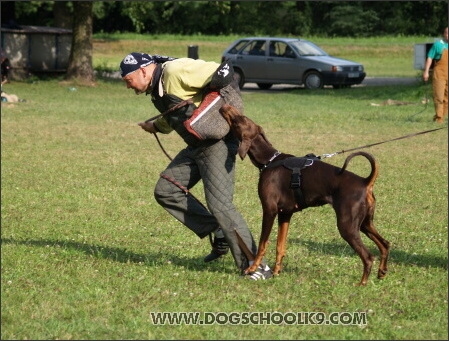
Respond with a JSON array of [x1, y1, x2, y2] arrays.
[[138, 121, 158, 133]]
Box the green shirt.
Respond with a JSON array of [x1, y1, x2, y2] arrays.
[[427, 39, 448, 60]]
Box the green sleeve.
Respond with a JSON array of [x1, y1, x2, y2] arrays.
[[154, 117, 174, 134], [427, 40, 446, 60]]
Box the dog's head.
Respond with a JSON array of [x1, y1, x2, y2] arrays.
[[220, 104, 271, 160]]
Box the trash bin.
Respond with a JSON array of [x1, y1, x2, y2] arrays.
[[414, 43, 434, 70], [188, 45, 199, 59]]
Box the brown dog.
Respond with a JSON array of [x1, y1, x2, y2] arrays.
[[220, 104, 390, 286]]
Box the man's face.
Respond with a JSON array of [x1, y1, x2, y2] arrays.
[[123, 67, 151, 95]]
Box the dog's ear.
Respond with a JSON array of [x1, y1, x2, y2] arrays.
[[238, 139, 251, 160], [258, 126, 273, 146]]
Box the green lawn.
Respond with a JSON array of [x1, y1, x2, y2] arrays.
[[1, 35, 447, 340]]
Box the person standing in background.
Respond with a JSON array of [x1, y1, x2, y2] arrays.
[[423, 27, 448, 124]]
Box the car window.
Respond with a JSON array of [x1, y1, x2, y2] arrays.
[[283, 44, 295, 58], [268, 41, 281, 57], [290, 41, 328, 56], [228, 40, 250, 54], [268, 42, 278, 56], [268, 41, 293, 58], [241, 40, 267, 56]]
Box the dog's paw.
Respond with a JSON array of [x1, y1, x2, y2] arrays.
[[243, 265, 273, 281], [244, 265, 258, 274]]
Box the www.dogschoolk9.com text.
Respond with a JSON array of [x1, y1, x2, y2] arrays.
[[150, 311, 367, 326]]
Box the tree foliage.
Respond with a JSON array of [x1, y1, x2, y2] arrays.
[[3, 1, 447, 37]]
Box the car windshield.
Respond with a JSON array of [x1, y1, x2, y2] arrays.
[[289, 41, 328, 56]]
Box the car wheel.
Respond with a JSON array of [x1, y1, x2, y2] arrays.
[[257, 83, 273, 90], [233, 69, 245, 89], [303, 71, 324, 89]]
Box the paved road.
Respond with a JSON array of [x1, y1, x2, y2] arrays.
[[100, 71, 420, 90], [359, 77, 419, 87], [240, 77, 419, 92]]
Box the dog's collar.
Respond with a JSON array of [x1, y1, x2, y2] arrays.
[[261, 150, 281, 170]]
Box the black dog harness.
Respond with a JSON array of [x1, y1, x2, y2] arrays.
[[263, 153, 320, 209]]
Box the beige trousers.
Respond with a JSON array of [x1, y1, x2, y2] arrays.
[[432, 49, 448, 122]]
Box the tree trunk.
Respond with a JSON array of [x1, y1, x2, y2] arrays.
[[53, 1, 72, 29], [65, 1, 95, 84]]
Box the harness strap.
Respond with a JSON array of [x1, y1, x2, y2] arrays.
[[290, 170, 301, 188], [264, 155, 318, 210], [290, 169, 307, 209]]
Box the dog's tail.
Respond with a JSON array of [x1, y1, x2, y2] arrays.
[[339, 151, 379, 186]]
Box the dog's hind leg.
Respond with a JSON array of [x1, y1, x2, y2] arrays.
[[360, 189, 390, 280], [360, 214, 390, 280], [341, 232, 374, 286], [273, 212, 293, 275], [336, 206, 374, 286]]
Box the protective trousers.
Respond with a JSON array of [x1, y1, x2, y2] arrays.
[[154, 137, 260, 271], [432, 49, 448, 122]]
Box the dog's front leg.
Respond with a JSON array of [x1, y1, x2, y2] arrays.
[[274, 215, 292, 275], [245, 212, 276, 274]]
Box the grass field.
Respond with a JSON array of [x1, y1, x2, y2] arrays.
[[1, 35, 448, 340]]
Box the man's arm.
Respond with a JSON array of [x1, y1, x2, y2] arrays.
[[423, 57, 433, 82]]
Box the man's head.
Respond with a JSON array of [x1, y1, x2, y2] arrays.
[[443, 27, 448, 42], [120, 52, 177, 95], [120, 52, 156, 78], [120, 52, 157, 95]]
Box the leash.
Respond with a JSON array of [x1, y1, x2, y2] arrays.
[[406, 80, 431, 121], [145, 98, 196, 161], [144, 99, 193, 123], [153, 132, 173, 161], [320, 126, 447, 159], [321, 81, 444, 158]]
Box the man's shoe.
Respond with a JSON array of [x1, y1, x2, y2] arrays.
[[244, 265, 273, 280], [204, 237, 229, 263]]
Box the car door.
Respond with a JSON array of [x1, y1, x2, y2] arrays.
[[263, 40, 299, 82], [235, 39, 269, 81]]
